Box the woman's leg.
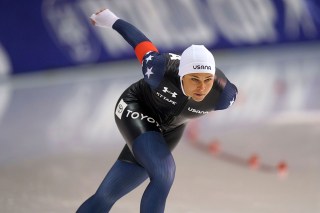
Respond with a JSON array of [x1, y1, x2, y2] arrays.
[[132, 131, 176, 213], [76, 159, 148, 213], [114, 100, 176, 212]]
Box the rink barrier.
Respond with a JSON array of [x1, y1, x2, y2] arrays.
[[1, 0, 320, 73]]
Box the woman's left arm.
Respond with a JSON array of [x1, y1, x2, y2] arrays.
[[214, 68, 238, 110]]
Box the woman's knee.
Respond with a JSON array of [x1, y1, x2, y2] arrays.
[[87, 189, 116, 211], [132, 131, 176, 187], [153, 155, 176, 188], [76, 192, 113, 213]]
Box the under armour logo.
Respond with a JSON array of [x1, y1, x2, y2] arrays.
[[169, 53, 180, 60], [163, 87, 177, 98]]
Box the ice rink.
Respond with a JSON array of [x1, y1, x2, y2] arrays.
[[1, 43, 320, 213]]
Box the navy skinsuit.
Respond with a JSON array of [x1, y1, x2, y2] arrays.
[[113, 33, 238, 164], [77, 16, 238, 213]]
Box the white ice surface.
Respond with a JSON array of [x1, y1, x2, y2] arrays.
[[0, 43, 320, 213]]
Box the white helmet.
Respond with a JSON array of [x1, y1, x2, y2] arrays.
[[178, 45, 216, 77]]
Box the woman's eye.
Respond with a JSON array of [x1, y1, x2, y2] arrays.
[[191, 78, 199, 82]]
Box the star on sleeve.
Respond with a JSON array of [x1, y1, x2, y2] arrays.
[[145, 67, 154, 79], [229, 98, 235, 107], [144, 55, 154, 64]]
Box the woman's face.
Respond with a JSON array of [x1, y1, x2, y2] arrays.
[[182, 73, 214, 102]]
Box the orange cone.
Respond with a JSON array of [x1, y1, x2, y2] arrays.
[[186, 122, 199, 143], [208, 140, 220, 155], [248, 154, 260, 170], [277, 161, 288, 178]]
